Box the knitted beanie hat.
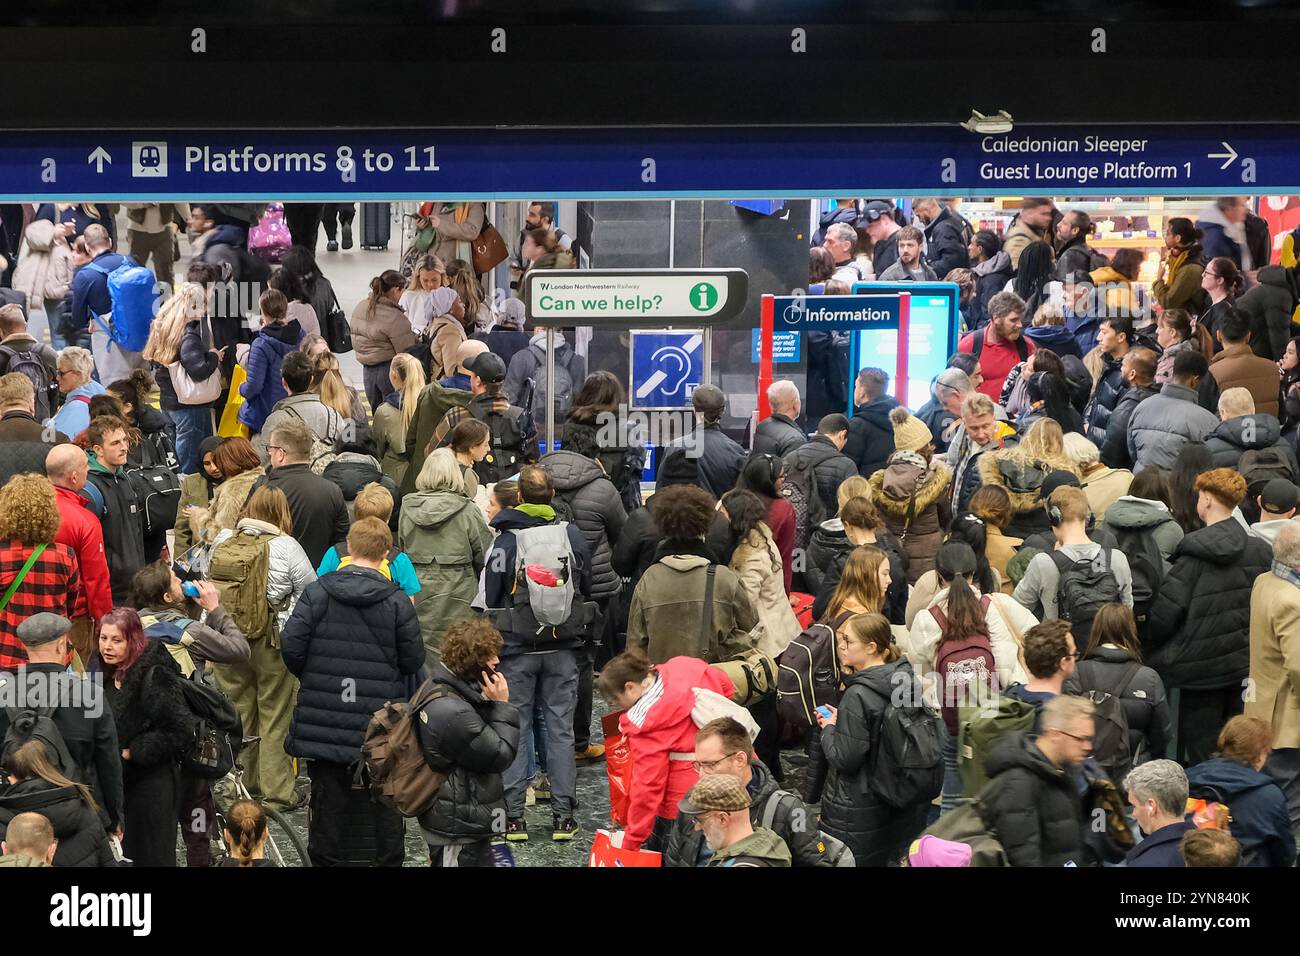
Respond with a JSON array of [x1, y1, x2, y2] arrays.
[[889, 405, 932, 453]]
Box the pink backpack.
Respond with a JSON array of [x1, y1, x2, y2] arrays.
[[929, 596, 996, 735], [249, 203, 292, 263]]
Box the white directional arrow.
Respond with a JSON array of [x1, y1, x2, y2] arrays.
[[1207, 141, 1238, 170], [87, 146, 112, 173]]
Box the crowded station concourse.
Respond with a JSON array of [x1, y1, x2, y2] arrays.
[[0, 192, 1298, 870]]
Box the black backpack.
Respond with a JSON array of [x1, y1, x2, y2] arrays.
[[125, 430, 181, 536], [522, 343, 579, 426], [1049, 548, 1121, 647], [780, 455, 826, 551], [776, 610, 851, 740], [0, 345, 57, 421], [470, 403, 528, 484], [1238, 448, 1296, 499], [1109, 527, 1165, 636], [866, 683, 944, 810], [165, 668, 243, 781], [2, 704, 78, 779], [1074, 659, 1142, 785]]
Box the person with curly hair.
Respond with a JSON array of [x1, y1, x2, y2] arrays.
[[0, 473, 81, 669], [416, 617, 521, 867]]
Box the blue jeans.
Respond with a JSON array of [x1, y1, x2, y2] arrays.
[[940, 731, 961, 814], [163, 404, 213, 475], [501, 650, 578, 818]]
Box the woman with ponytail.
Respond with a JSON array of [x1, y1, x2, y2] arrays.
[[447, 258, 494, 333], [0, 740, 114, 866], [1198, 256, 1245, 350], [220, 799, 273, 867], [351, 269, 417, 414], [311, 349, 368, 425], [815, 612, 930, 865], [1155, 308, 1210, 384], [373, 352, 426, 487], [903, 541, 1035, 811], [1019, 370, 1085, 436], [1152, 217, 1208, 314]]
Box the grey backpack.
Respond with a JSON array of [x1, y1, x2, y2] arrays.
[[513, 521, 577, 627]]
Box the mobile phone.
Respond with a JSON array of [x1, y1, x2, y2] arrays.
[[181, 581, 201, 599], [815, 705, 833, 720]]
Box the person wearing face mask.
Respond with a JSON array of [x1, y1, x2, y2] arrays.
[[979, 694, 1095, 867], [677, 772, 792, 867], [352, 270, 418, 414]]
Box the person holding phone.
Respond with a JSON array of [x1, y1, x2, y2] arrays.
[[415, 617, 520, 867]]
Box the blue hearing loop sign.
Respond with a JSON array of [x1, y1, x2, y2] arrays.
[[630, 331, 703, 409]]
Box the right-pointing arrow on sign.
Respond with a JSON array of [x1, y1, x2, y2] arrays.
[[1207, 141, 1238, 170]]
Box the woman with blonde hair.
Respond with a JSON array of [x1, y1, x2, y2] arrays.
[[373, 352, 426, 487], [398, 447, 493, 667], [141, 281, 223, 474], [978, 416, 1080, 538], [209, 486, 316, 811], [447, 258, 494, 333], [399, 254, 446, 335], [0, 474, 80, 670], [821, 546, 890, 626], [311, 349, 368, 425]]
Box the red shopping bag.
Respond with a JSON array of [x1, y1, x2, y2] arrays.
[[603, 710, 633, 827], [791, 592, 815, 629], [588, 829, 662, 868]]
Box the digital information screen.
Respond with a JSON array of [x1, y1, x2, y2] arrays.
[[849, 283, 960, 412]]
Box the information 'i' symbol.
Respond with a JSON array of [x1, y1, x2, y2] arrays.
[[689, 282, 718, 312]]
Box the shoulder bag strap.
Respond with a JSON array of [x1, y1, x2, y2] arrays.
[[987, 594, 1024, 651], [700, 564, 716, 657], [0, 545, 46, 613], [1114, 660, 1144, 699], [760, 790, 797, 831]]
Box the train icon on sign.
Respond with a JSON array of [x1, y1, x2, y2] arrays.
[[132, 142, 168, 177]]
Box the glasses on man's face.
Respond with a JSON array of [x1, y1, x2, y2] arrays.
[[692, 752, 740, 773], [56, 369, 76, 379], [1058, 730, 1094, 744], [265, 445, 284, 455]]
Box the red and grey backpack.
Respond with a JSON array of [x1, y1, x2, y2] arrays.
[[929, 596, 997, 735]]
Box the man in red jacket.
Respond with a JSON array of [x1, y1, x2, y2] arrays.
[[45, 444, 112, 666]]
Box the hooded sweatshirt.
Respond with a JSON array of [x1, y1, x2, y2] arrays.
[[1185, 757, 1295, 867], [1101, 496, 1184, 562]]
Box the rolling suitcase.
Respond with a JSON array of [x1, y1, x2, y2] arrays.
[[361, 203, 392, 251]]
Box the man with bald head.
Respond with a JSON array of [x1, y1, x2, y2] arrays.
[[0, 812, 56, 867], [47, 443, 112, 665], [754, 380, 807, 458]]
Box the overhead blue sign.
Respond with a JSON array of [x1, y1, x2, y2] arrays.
[[630, 330, 703, 409], [751, 328, 801, 363], [0, 125, 1296, 198], [772, 295, 901, 331]]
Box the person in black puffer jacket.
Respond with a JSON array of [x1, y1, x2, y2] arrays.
[[784, 414, 860, 517], [561, 372, 646, 514], [978, 699, 1091, 868], [540, 446, 627, 755], [280, 518, 424, 867], [807, 497, 907, 624], [321, 437, 401, 533], [815, 614, 930, 867], [417, 618, 521, 868], [98, 609, 193, 868], [1083, 317, 1133, 448], [1099, 350, 1160, 470], [1062, 603, 1171, 764], [843, 370, 899, 478], [611, 447, 732, 592], [0, 741, 115, 867], [1147, 469, 1272, 765]]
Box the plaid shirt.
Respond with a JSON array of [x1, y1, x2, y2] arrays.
[[431, 392, 538, 456], [0, 540, 81, 670]]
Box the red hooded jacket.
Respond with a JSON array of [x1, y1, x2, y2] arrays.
[[619, 656, 735, 851], [54, 485, 113, 621]]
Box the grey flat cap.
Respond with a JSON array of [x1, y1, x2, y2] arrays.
[[17, 613, 72, 647]]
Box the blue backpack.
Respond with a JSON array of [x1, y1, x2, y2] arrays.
[[87, 260, 157, 352]]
